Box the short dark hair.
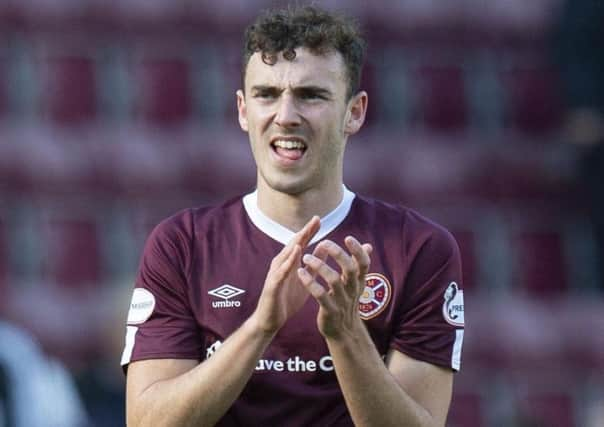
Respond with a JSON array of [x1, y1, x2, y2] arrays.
[[242, 5, 366, 100]]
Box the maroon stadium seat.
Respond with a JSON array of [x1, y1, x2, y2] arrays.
[[136, 57, 192, 126], [41, 217, 102, 288], [502, 65, 563, 135], [41, 55, 97, 125], [512, 229, 568, 296], [365, 0, 464, 39], [15, 0, 90, 27], [415, 64, 468, 132], [114, 0, 186, 28], [516, 389, 577, 427], [187, 0, 272, 32], [447, 390, 485, 427]]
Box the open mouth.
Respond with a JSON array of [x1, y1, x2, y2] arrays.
[[271, 138, 308, 161]]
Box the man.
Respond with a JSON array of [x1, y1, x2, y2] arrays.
[[122, 6, 464, 427], [0, 321, 89, 427]]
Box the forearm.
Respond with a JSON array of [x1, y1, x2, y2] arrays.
[[326, 322, 437, 427], [129, 316, 274, 427]]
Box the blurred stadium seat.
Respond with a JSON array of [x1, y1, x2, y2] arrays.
[[114, 0, 187, 29], [14, 0, 89, 27], [40, 54, 97, 125], [447, 389, 485, 427], [0, 1, 601, 425], [186, 0, 272, 32], [515, 386, 577, 427], [416, 64, 468, 132], [40, 216, 102, 288], [502, 64, 564, 134], [135, 56, 192, 126], [512, 229, 568, 296]]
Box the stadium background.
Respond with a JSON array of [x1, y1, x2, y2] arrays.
[[0, 0, 602, 426]]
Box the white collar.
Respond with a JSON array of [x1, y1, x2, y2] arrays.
[[242, 186, 355, 245]]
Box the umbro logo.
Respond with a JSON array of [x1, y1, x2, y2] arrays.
[[208, 284, 245, 308]]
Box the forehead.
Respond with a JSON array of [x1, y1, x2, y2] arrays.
[[244, 47, 347, 93]]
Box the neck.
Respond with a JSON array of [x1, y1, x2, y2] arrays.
[[256, 181, 344, 231]]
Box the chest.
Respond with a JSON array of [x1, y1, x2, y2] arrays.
[[188, 234, 406, 359]]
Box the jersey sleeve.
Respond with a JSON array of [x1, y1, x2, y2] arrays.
[[390, 225, 465, 371], [121, 210, 202, 370]]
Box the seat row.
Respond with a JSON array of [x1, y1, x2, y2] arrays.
[[0, 39, 565, 134], [0, 0, 561, 39]]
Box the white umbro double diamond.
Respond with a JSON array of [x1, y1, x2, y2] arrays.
[[209, 284, 245, 309], [208, 284, 245, 300]]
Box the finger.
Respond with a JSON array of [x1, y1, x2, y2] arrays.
[[362, 243, 373, 256], [272, 238, 297, 267], [316, 240, 356, 283], [277, 216, 319, 263], [302, 253, 341, 290], [292, 215, 321, 248], [309, 243, 329, 279], [273, 244, 301, 282], [311, 242, 329, 260], [297, 268, 326, 300], [344, 236, 371, 277], [297, 268, 336, 310]]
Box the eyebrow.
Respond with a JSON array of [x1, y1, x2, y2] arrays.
[[250, 85, 333, 97]]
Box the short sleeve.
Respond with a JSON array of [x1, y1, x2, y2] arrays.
[[121, 210, 203, 370], [391, 226, 465, 371]]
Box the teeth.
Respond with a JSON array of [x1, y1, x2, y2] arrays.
[[273, 140, 305, 150]]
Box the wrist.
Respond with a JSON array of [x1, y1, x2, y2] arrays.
[[246, 311, 280, 341], [323, 316, 367, 344]]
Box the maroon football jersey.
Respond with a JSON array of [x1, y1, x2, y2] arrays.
[[121, 188, 465, 426]]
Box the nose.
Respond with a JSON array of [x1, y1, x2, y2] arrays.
[[274, 93, 301, 128]]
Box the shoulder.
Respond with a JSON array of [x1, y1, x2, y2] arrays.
[[352, 194, 458, 256], [150, 195, 246, 243], [141, 195, 247, 274]]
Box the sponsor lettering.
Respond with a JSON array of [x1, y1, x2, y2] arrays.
[[206, 341, 383, 374], [211, 300, 242, 308], [131, 301, 153, 310], [255, 355, 334, 373]]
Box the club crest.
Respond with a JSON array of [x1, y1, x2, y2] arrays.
[[359, 273, 392, 320]]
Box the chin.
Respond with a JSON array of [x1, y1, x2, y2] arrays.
[[269, 183, 309, 196], [264, 175, 313, 196]]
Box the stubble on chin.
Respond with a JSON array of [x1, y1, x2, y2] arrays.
[[260, 174, 312, 197]]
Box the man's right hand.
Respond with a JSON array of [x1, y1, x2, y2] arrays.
[[252, 216, 321, 335]]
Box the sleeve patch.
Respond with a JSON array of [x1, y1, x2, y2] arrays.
[[443, 282, 464, 327], [127, 288, 156, 325]]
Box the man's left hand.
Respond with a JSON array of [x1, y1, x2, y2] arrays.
[[297, 236, 373, 339]]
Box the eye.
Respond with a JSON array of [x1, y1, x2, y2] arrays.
[[252, 87, 280, 100], [254, 91, 276, 99], [299, 90, 326, 100]]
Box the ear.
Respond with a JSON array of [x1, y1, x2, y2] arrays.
[[343, 91, 368, 136], [236, 89, 248, 132]]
